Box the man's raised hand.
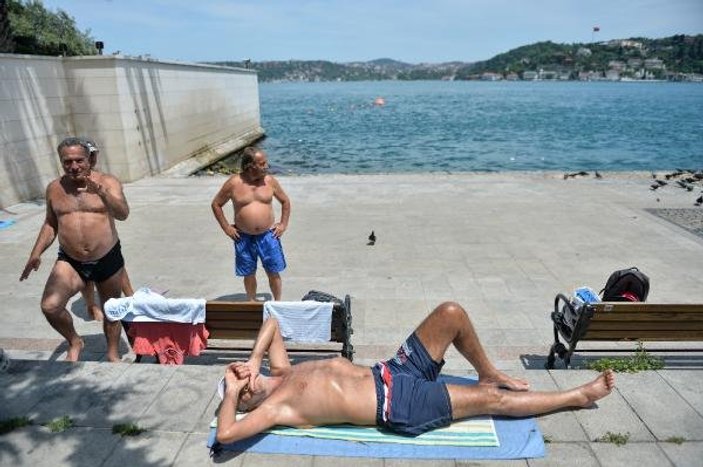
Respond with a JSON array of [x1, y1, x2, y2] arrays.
[[20, 256, 41, 281]]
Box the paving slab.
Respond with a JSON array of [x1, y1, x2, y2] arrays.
[[658, 441, 703, 467], [528, 442, 599, 466], [102, 431, 188, 467], [0, 426, 120, 467], [590, 442, 673, 467], [614, 371, 703, 441], [550, 370, 656, 443]]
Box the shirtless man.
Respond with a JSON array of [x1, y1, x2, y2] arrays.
[[211, 147, 291, 301], [20, 137, 129, 362], [78, 138, 134, 321], [216, 301, 615, 443]]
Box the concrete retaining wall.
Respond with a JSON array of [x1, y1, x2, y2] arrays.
[[0, 54, 263, 208]]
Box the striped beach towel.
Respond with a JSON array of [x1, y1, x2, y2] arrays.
[[210, 415, 499, 447]]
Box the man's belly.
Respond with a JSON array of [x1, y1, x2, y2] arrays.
[[57, 219, 117, 261], [234, 204, 274, 234]]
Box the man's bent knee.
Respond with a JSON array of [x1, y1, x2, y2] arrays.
[[435, 301, 467, 318], [40, 298, 68, 317]]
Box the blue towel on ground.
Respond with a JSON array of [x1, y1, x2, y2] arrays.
[[263, 301, 333, 342], [207, 375, 545, 460], [0, 219, 15, 230]]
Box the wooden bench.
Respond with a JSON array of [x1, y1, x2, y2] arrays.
[[204, 295, 354, 361], [546, 295, 703, 368]]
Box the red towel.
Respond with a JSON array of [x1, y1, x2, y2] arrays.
[[128, 323, 209, 365]]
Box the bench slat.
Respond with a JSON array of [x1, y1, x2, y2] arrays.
[[587, 321, 703, 331], [583, 303, 703, 341], [591, 303, 703, 313], [206, 321, 263, 331], [590, 312, 703, 322], [206, 311, 263, 321], [582, 330, 703, 340], [206, 301, 264, 312]]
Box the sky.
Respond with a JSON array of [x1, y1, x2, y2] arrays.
[[42, 0, 703, 64]]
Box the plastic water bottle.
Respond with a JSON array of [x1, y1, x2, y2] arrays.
[[573, 286, 601, 307]]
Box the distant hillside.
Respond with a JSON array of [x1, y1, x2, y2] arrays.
[[211, 58, 466, 82], [456, 34, 703, 79], [210, 34, 703, 82]]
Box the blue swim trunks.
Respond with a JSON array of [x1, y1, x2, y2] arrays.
[[234, 230, 286, 276], [371, 332, 453, 436]]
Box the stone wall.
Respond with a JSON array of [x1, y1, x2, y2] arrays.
[[0, 54, 263, 208]]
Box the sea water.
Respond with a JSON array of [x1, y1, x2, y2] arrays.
[[257, 80, 703, 174]]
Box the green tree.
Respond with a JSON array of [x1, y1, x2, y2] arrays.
[[0, 0, 14, 52], [7, 0, 95, 56]]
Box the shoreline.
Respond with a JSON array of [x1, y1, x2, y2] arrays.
[[195, 169, 693, 181]]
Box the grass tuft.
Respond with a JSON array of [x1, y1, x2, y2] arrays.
[[595, 431, 630, 446], [112, 423, 147, 437], [45, 416, 73, 433], [588, 342, 664, 373], [0, 417, 32, 435], [665, 436, 685, 445]]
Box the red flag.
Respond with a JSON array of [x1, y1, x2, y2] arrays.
[[593, 26, 600, 32]]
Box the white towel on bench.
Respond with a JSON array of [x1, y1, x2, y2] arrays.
[[263, 301, 333, 342], [104, 287, 206, 324]]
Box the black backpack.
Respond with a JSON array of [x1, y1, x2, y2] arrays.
[[600, 267, 650, 302], [301, 290, 344, 307]]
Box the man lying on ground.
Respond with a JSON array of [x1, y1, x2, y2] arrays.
[[216, 301, 615, 443]]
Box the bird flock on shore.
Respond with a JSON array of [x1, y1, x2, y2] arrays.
[[563, 169, 703, 207], [648, 169, 703, 206]]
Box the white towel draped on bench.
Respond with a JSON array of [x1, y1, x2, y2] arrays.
[[104, 287, 206, 324], [263, 301, 333, 342]]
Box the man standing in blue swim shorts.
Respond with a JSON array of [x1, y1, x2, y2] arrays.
[[215, 301, 615, 444], [20, 137, 130, 362], [211, 147, 291, 301]]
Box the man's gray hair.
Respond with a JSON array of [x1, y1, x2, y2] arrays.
[[57, 136, 90, 156]]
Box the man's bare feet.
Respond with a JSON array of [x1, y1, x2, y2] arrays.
[[65, 338, 84, 362], [576, 370, 615, 407], [88, 305, 104, 321], [106, 353, 122, 363], [479, 370, 530, 391]]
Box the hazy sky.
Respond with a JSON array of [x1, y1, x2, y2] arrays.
[[42, 0, 703, 63]]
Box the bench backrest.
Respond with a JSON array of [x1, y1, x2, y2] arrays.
[[205, 300, 349, 343], [581, 303, 703, 341]]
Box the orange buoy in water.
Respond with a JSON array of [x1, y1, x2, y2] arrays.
[[373, 97, 385, 106]]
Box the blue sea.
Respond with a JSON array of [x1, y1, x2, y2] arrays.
[[256, 81, 702, 174]]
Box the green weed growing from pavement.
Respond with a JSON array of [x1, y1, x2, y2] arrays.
[[112, 423, 146, 437], [543, 435, 552, 443], [0, 417, 32, 435], [588, 342, 664, 373], [595, 431, 630, 446], [665, 436, 685, 444], [46, 416, 73, 433]]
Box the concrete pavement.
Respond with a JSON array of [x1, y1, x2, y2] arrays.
[[1, 172, 702, 466]]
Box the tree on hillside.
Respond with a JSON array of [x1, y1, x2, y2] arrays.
[[0, 0, 14, 52], [6, 0, 95, 56]]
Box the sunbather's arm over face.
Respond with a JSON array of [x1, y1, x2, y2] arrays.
[[249, 318, 291, 379], [216, 367, 276, 444]]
